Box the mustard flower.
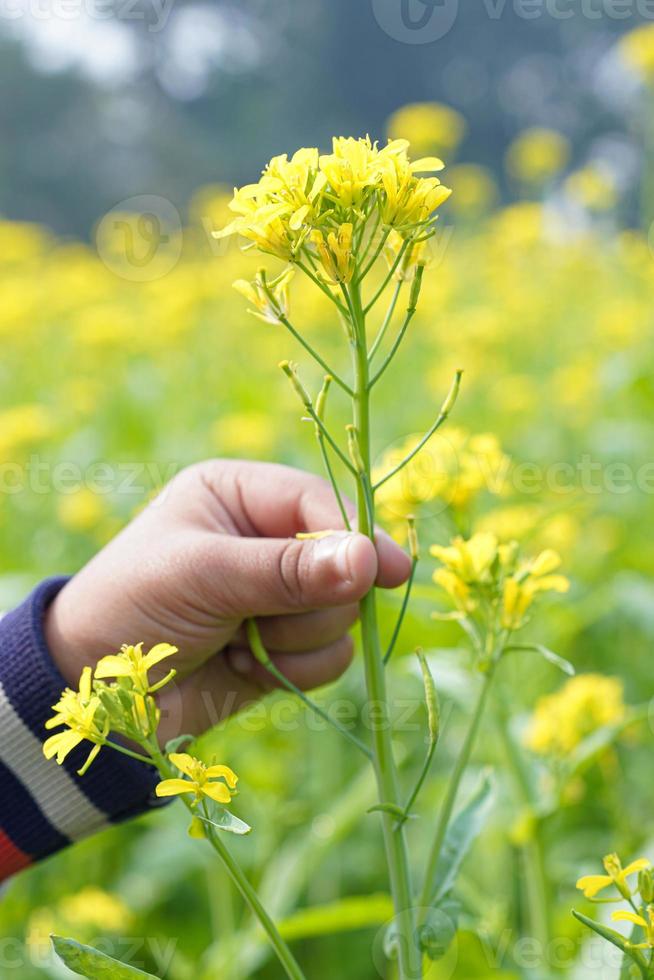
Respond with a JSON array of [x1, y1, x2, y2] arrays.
[[155, 753, 238, 806], [525, 674, 626, 758], [43, 667, 108, 774], [577, 854, 650, 901], [612, 908, 654, 948], [94, 642, 178, 696], [232, 268, 294, 324]]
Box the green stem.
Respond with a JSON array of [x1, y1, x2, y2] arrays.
[[418, 664, 496, 911], [495, 702, 551, 953], [383, 557, 417, 664], [374, 370, 463, 490], [348, 280, 422, 980], [277, 313, 353, 396], [246, 619, 372, 760], [296, 259, 348, 315], [104, 740, 156, 766], [399, 739, 437, 827], [316, 433, 352, 531], [150, 747, 307, 980], [363, 237, 409, 312], [369, 279, 403, 362]]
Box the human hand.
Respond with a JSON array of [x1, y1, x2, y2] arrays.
[[45, 460, 410, 741]]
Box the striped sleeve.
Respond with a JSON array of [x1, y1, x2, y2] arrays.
[[0, 577, 165, 880]]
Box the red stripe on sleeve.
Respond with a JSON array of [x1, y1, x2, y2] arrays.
[[0, 829, 31, 880]]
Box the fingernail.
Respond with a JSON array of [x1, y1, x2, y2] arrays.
[[313, 531, 355, 582]]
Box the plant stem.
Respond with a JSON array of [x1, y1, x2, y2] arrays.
[[369, 279, 403, 362], [149, 747, 307, 980], [316, 432, 352, 530], [277, 313, 353, 396], [384, 557, 417, 664], [494, 701, 551, 954], [348, 279, 422, 980], [418, 664, 496, 911], [246, 618, 372, 760]]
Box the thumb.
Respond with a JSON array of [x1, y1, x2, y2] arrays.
[[199, 531, 379, 617]]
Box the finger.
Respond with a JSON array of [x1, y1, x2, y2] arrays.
[[157, 635, 354, 741], [232, 605, 359, 653], [193, 530, 379, 617], [226, 634, 355, 692], [187, 460, 356, 537], [186, 460, 411, 588]]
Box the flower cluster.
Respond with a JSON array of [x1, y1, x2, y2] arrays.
[[576, 856, 654, 964], [374, 427, 508, 535], [216, 137, 451, 277], [525, 674, 625, 758], [44, 642, 178, 773], [431, 531, 569, 643]]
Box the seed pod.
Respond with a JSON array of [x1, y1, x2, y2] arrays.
[[416, 648, 439, 747]]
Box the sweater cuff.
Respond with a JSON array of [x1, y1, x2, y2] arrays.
[[0, 577, 164, 874]]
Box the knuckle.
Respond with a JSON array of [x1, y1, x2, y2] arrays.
[[277, 539, 307, 608]]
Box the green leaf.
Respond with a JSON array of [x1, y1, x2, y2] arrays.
[[505, 643, 575, 676], [431, 771, 494, 904], [367, 803, 407, 820], [278, 894, 394, 941], [572, 911, 648, 976], [51, 936, 160, 979], [164, 734, 194, 755], [198, 807, 252, 836]]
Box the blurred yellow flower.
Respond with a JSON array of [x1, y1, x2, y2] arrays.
[[58, 887, 133, 932], [156, 753, 238, 805], [57, 488, 107, 533], [565, 167, 618, 211], [447, 164, 498, 218], [0, 404, 53, 457], [506, 128, 570, 185], [386, 102, 466, 158], [620, 23, 654, 81], [525, 674, 625, 757]]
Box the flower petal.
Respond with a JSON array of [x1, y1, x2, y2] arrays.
[[623, 858, 651, 877], [94, 656, 133, 679], [205, 765, 239, 789], [143, 643, 178, 670], [202, 781, 232, 804], [155, 779, 193, 798], [168, 753, 196, 778], [612, 911, 647, 927], [576, 874, 613, 897]]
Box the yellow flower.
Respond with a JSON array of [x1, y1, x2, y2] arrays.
[[57, 488, 107, 533], [232, 267, 294, 324], [431, 532, 499, 584], [501, 549, 569, 630], [506, 128, 570, 185], [612, 909, 654, 948], [525, 674, 626, 757], [565, 167, 618, 212], [620, 23, 654, 81], [311, 223, 355, 284], [577, 854, 650, 900], [377, 150, 451, 230], [155, 753, 238, 806], [95, 642, 178, 695], [446, 164, 498, 219], [43, 667, 107, 773], [386, 102, 466, 157]]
